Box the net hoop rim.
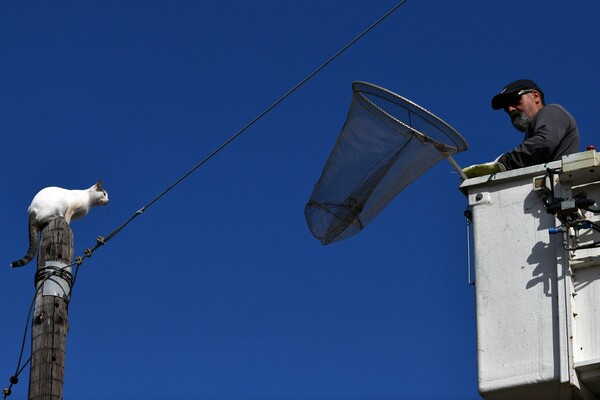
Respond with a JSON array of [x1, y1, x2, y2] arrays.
[[351, 81, 468, 154]]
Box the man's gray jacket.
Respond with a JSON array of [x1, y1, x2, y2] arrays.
[[498, 104, 580, 170]]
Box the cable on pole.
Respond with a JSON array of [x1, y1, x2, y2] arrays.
[[73, 0, 410, 267]]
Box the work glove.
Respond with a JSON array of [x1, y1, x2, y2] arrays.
[[462, 161, 505, 178]]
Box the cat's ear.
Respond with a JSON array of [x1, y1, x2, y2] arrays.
[[96, 180, 104, 191]]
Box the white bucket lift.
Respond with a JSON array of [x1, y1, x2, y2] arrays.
[[461, 150, 600, 400]]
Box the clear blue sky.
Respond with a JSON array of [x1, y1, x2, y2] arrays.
[[1, 1, 599, 399]]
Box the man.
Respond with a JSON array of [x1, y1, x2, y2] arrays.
[[463, 79, 580, 178]]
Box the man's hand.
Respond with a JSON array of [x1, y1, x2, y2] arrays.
[[462, 161, 505, 178]]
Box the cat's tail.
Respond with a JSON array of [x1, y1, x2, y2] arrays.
[[10, 214, 39, 268]]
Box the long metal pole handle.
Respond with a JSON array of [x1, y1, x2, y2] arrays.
[[447, 155, 468, 180]]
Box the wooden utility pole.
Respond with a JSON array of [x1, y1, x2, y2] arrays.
[[28, 217, 73, 400]]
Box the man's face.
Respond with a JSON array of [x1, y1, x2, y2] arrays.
[[503, 90, 543, 132]]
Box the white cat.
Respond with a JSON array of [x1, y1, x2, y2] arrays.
[[10, 180, 109, 268]]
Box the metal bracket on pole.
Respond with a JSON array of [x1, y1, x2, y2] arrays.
[[39, 260, 72, 299]]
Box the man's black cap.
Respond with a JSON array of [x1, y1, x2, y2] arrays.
[[491, 79, 543, 110]]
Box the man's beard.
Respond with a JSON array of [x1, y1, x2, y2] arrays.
[[510, 111, 530, 132]]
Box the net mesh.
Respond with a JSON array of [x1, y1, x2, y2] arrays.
[[305, 81, 468, 245]]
